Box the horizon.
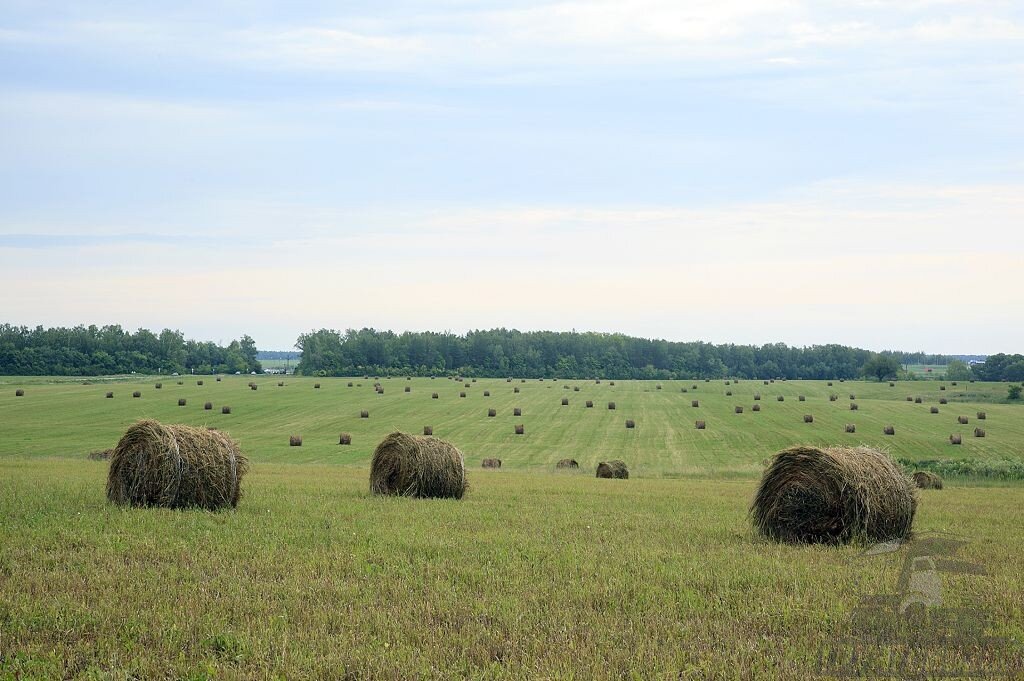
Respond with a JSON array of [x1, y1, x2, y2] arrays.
[[2, 2, 1022, 354]]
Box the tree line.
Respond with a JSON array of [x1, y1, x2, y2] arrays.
[[294, 328, 969, 380], [0, 325, 261, 375]]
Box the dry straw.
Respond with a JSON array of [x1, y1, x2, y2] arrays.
[[339, 433, 351, 445], [369, 432, 466, 499], [913, 471, 944, 489], [482, 458, 502, 468], [106, 420, 248, 510], [556, 458, 578, 469], [596, 460, 629, 479], [750, 445, 916, 545], [949, 433, 962, 445], [695, 420, 706, 429]]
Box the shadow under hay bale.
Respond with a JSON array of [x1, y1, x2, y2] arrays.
[[625, 419, 635, 428], [845, 424, 856, 433], [423, 426, 433, 436], [482, 458, 502, 468], [514, 424, 524, 435], [695, 420, 706, 430], [221, 406, 231, 414], [913, 471, 944, 489], [608, 402, 616, 410], [106, 420, 248, 510], [369, 432, 466, 499], [750, 445, 916, 545], [803, 414, 813, 423], [556, 458, 578, 469], [289, 435, 302, 447], [596, 460, 629, 479], [949, 433, 962, 445], [339, 433, 351, 445], [87, 449, 112, 461], [884, 425, 895, 435]]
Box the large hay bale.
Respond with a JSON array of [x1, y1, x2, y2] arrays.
[[133, 391, 142, 399], [369, 432, 466, 499], [197, 380, 204, 386], [204, 401, 213, 410], [750, 446, 916, 545], [754, 393, 761, 400], [106, 420, 248, 510], [178, 398, 187, 406], [949, 433, 962, 445], [596, 460, 629, 479], [314, 383, 321, 389], [930, 406, 939, 414], [586, 400, 594, 408], [251, 384, 258, 391], [556, 458, 578, 469], [483, 390, 491, 397], [561, 397, 569, 406], [155, 383, 162, 389], [976, 411, 986, 420], [958, 416, 969, 424], [777, 395, 785, 402], [574, 386, 580, 392], [691, 400, 699, 408], [850, 403, 859, 411], [752, 404, 761, 412], [514, 387, 520, 393], [289, 435, 302, 447], [914, 396, 922, 404], [406, 386, 412, 393], [735, 406, 743, 414], [460, 392, 467, 398], [940, 385, 946, 391], [487, 409, 496, 417], [798, 395, 806, 402], [482, 458, 502, 469], [974, 427, 986, 438], [913, 471, 944, 489], [216, 377, 222, 382], [106, 391, 114, 399]]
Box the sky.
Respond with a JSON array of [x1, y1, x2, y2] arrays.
[[1, 1, 1022, 354]]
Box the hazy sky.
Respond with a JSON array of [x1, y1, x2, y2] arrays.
[[1, 1, 1021, 353]]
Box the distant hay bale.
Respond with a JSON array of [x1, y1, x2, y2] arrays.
[[314, 383, 321, 389], [608, 401, 616, 410], [850, 403, 859, 411], [803, 414, 813, 423], [830, 394, 838, 402], [764, 380, 770, 385], [958, 416, 969, 424], [488, 409, 496, 417], [465, 383, 471, 388], [472, 378, 477, 383], [692, 384, 698, 389], [845, 424, 856, 433], [369, 432, 466, 499], [482, 458, 502, 468], [278, 381, 284, 387], [586, 400, 594, 408], [514, 407, 522, 416], [204, 402, 212, 410], [289, 435, 302, 447], [609, 381, 615, 386], [339, 433, 351, 445], [423, 426, 433, 436], [596, 460, 629, 479], [405, 386, 411, 393], [974, 427, 985, 438], [561, 397, 569, 405], [133, 391, 142, 398], [725, 390, 733, 396], [106, 391, 114, 398], [178, 398, 187, 406], [432, 392, 439, 399], [625, 419, 635, 428], [691, 400, 699, 408], [777, 396, 784, 402], [940, 385, 946, 391], [177, 381, 183, 385], [522, 379, 526, 383], [87, 449, 112, 461], [750, 445, 916, 545], [197, 380, 204, 386], [906, 396, 913, 402], [977, 411, 986, 420], [347, 382, 354, 387], [656, 385, 662, 390], [914, 396, 922, 403], [913, 471, 944, 489], [574, 386, 580, 392], [735, 406, 743, 414], [484, 390, 491, 397], [930, 407, 939, 414], [695, 420, 706, 430], [798, 395, 806, 402], [754, 393, 761, 400], [514, 387, 520, 393], [155, 383, 162, 389], [889, 382, 895, 387], [250, 385, 257, 391], [216, 377, 222, 382], [752, 404, 761, 412], [939, 397, 948, 404], [884, 425, 895, 435], [725, 380, 731, 385], [106, 420, 248, 510], [360, 410, 369, 418], [949, 433, 962, 445], [563, 385, 570, 390], [514, 424, 524, 435], [556, 458, 578, 469], [849, 394, 856, 400], [460, 392, 466, 398], [681, 388, 688, 393], [221, 406, 231, 414], [827, 381, 833, 386]]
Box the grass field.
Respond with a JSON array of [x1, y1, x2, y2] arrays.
[[1, 376, 1022, 679]]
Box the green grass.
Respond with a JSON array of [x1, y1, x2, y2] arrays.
[[1, 376, 1022, 679]]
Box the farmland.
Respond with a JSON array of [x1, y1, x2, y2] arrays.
[[1, 376, 1022, 679]]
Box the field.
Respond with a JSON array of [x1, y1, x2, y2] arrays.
[[1, 376, 1022, 679]]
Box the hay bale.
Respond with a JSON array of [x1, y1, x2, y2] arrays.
[[514, 407, 522, 416], [976, 411, 986, 420], [827, 382, 833, 386], [221, 406, 231, 414], [940, 385, 946, 391], [850, 403, 859, 411], [204, 402, 212, 410], [556, 458, 578, 469], [845, 424, 856, 433], [155, 383, 162, 389], [889, 382, 895, 387], [830, 394, 838, 402], [914, 396, 922, 403], [460, 392, 466, 398], [906, 396, 913, 402], [884, 425, 895, 435], [930, 406, 939, 414], [197, 380, 204, 386], [514, 387, 520, 393], [177, 381, 184, 385], [106, 420, 247, 510], [752, 404, 761, 412], [681, 388, 688, 393], [585, 400, 594, 408], [725, 390, 733, 396], [347, 382, 354, 387], [695, 420, 706, 430], [939, 398, 947, 405], [754, 393, 761, 400], [913, 471, 944, 489], [596, 460, 629, 479], [574, 386, 580, 392], [609, 381, 615, 386], [608, 401, 616, 410], [432, 392, 439, 399], [798, 395, 806, 402], [465, 383, 471, 388], [482, 458, 502, 468], [949, 433, 962, 445], [216, 377, 222, 382], [339, 433, 351, 445], [777, 395, 785, 402], [423, 426, 433, 436], [958, 416, 969, 424], [764, 380, 770, 385], [625, 419, 635, 428], [849, 394, 856, 400], [691, 400, 699, 408], [251, 384, 258, 391], [693, 384, 698, 389], [803, 414, 813, 423], [314, 383, 321, 389], [561, 397, 569, 406], [405, 386, 411, 393], [133, 391, 142, 398], [360, 410, 369, 418], [483, 390, 491, 397], [106, 391, 114, 399], [735, 406, 744, 414], [369, 432, 466, 499], [289, 435, 302, 447], [278, 381, 285, 387], [974, 427, 986, 438], [87, 449, 112, 461], [514, 424, 524, 435], [178, 398, 187, 406], [750, 445, 916, 544], [488, 409, 496, 417], [656, 384, 662, 390]]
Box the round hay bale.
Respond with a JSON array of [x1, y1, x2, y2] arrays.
[[561, 397, 569, 406], [204, 401, 212, 410], [608, 401, 616, 410], [939, 398, 948, 405], [725, 390, 732, 396], [695, 420, 706, 430], [752, 404, 761, 412], [513, 407, 522, 416], [221, 406, 231, 414], [845, 424, 856, 433], [764, 380, 769, 385], [106, 420, 248, 510], [596, 460, 629, 479], [483, 391, 491, 397], [976, 411, 986, 420], [889, 382, 895, 387], [884, 425, 895, 435], [155, 383, 162, 389], [906, 396, 914, 402], [930, 406, 939, 414], [405, 386, 412, 393], [106, 391, 114, 399], [656, 385, 662, 390], [133, 391, 142, 398], [574, 386, 580, 392], [360, 410, 369, 418], [609, 381, 615, 386], [178, 398, 187, 406], [777, 396, 785, 402], [827, 381, 833, 386], [556, 458, 578, 469], [482, 458, 502, 468], [958, 416, 969, 424], [514, 424, 524, 435], [803, 414, 813, 423], [798, 395, 806, 402], [87, 449, 112, 461], [850, 403, 859, 411], [586, 400, 594, 408], [940, 385, 946, 391], [750, 446, 916, 545], [830, 394, 838, 402], [423, 426, 433, 436], [487, 409, 496, 417], [849, 394, 856, 400], [681, 388, 688, 393], [754, 393, 761, 400], [949, 433, 962, 445], [347, 382, 354, 387], [289, 435, 302, 446], [735, 406, 743, 414], [625, 419, 635, 428], [514, 387, 520, 393], [278, 381, 285, 387], [369, 432, 466, 499], [197, 380, 204, 386], [914, 397, 922, 404], [974, 427, 986, 438], [314, 383, 321, 389], [913, 471, 944, 489], [250, 385, 257, 391], [177, 381, 184, 385], [339, 433, 351, 445], [465, 383, 471, 388], [691, 400, 699, 408], [460, 392, 466, 398]]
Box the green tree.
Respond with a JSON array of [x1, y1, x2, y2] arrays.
[[861, 354, 901, 381], [1009, 385, 1022, 400], [945, 359, 972, 381]]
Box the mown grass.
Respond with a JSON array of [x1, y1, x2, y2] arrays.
[[1, 376, 1022, 679]]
